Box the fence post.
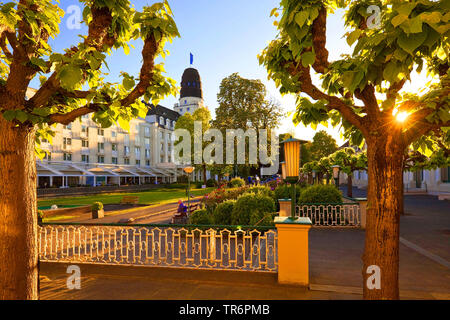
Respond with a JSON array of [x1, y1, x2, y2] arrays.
[[275, 216, 312, 286], [355, 198, 367, 229], [278, 199, 292, 217]]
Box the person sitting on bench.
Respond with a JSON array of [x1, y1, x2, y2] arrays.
[[177, 200, 187, 215]]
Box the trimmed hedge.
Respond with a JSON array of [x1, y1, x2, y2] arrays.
[[231, 194, 275, 226], [298, 184, 342, 204], [212, 200, 235, 225], [229, 177, 245, 188], [245, 185, 274, 198], [188, 209, 212, 225]]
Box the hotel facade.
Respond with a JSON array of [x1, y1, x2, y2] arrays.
[[36, 67, 207, 188]]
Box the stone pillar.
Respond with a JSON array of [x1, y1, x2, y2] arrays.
[[275, 216, 312, 286], [355, 198, 367, 229], [278, 199, 291, 217]]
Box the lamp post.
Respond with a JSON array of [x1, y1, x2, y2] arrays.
[[280, 138, 301, 218], [312, 169, 316, 185], [183, 166, 195, 213], [332, 165, 340, 188], [280, 161, 286, 180]]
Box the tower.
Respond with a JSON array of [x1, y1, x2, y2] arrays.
[[174, 67, 204, 115]]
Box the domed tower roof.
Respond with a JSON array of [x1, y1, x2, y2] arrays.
[[180, 68, 203, 99]]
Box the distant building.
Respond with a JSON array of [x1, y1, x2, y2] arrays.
[[173, 67, 204, 116], [338, 143, 450, 195]]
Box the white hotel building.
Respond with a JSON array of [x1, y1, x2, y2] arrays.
[[36, 67, 207, 188]]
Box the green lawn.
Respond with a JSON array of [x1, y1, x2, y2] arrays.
[[38, 187, 214, 208]]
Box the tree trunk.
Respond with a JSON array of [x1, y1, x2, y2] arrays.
[[363, 137, 404, 300], [203, 164, 207, 184], [399, 180, 404, 215], [0, 117, 38, 300], [347, 174, 353, 198]]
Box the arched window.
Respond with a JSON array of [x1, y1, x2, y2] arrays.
[[160, 116, 164, 125]]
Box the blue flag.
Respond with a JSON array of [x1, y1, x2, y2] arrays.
[[190, 53, 193, 65]]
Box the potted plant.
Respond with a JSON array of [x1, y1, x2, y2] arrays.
[[91, 202, 104, 219], [37, 210, 44, 224]]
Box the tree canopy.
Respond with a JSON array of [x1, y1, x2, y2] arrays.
[[0, 0, 179, 144], [308, 129, 338, 161]]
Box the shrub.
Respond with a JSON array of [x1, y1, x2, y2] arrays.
[[231, 194, 275, 226], [298, 184, 342, 204], [195, 181, 204, 188], [212, 200, 235, 225], [206, 178, 216, 187], [201, 186, 247, 212], [229, 177, 245, 188], [189, 209, 212, 225], [92, 202, 103, 211], [245, 185, 274, 198]]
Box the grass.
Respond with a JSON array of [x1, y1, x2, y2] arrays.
[[38, 187, 214, 208]]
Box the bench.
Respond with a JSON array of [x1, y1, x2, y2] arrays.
[[171, 203, 200, 224], [120, 196, 139, 205]]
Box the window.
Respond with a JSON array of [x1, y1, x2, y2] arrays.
[[160, 155, 164, 163], [184, 100, 187, 104], [187, 107, 190, 111], [124, 158, 130, 165], [135, 135, 140, 145], [159, 131, 163, 141], [82, 140, 89, 148], [145, 160, 150, 167], [136, 159, 140, 166], [111, 143, 117, 151], [161, 143, 164, 152], [168, 155, 171, 163], [144, 138, 150, 147], [98, 128, 104, 136], [187, 82, 190, 86], [98, 156, 104, 163], [160, 117, 164, 125], [135, 147, 140, 157], [180, 108, 183, 113], [166, 119, 170, 127], [44, 152, 51, 161], [63, 137, 72, 146], [112, 157, 118, 164], [135, 124, 139, 132], [81, 155, 89, 163], [98, 142, 104, 152], [82, 114, 89, 120], [124, 146, 130, 155], [144, 127, 150, 136], [81, 125, 88, 134], [172, 121, 176, 127], [145, 149, 150, 158], [64, 124, 72, 130], [63, 153, 72, 161], [124, 134, 130, 144], [111, 131, 117, 137]]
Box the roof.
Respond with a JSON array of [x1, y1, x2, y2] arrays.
[[144, 102, 180, 121], [180, 67, 203, 99]]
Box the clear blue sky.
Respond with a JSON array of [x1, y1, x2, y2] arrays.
[[30, 1, 375, 145]]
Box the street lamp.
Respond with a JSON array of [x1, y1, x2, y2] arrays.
[[183, 166, 195, 214], [332, 165, 340, 188], [312, 169, 316, 185], [280, 138, 301, 218], [280, 161, 286, 180]]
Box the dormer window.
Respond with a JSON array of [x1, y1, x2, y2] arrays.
[[159, 116, 164, 125]]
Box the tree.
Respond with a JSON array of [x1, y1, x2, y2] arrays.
[[260, 0, 449, 299], [329, 147, 368, 197], [214, 73, 283, 175], [308, 130, 338, 161], [174, 107, 212, 181], [0, 0, 179, 299]]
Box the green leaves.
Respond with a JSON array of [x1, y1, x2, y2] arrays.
[[58, 64, 83, 90], [301, 52, 315, 67], [295, 11, 309, 28], [397, 31, 427, 55]]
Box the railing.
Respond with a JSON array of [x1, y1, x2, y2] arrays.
[[296, 202, 361, 227], [38, 223, 278, 272]]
